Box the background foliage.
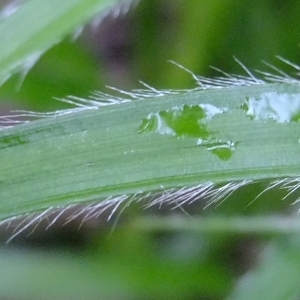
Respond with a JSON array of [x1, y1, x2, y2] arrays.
[[1, 0, 300, 299]]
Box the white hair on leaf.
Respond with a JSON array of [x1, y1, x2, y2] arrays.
[[88, 0, 138, 31], [2, 175, 300, 243], [1, 57, 300, 128], [4, 177, 300, 243]]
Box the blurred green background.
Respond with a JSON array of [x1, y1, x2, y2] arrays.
[[2, 0, 300, 110], [1, 0, 300, 299]]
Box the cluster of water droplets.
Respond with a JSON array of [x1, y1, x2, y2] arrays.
[[138, 103, 236, 160], [241, 92, 300, 123]]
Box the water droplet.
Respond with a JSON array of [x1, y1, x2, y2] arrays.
[[242, 92, 300, 123], [124, 150, 134, 155], [138, 104, 226, 138], [205, 140, 236, 161], [139, 104, 236, 160]]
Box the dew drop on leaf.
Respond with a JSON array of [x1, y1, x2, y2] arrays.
[[242, 92, 300, 123], [138, 103, 236, 160]]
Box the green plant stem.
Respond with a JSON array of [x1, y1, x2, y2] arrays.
[[130, 215, 300, 235]]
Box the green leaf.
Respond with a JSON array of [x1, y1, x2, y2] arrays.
[[1, 82, 300, 221], [0, 0, 121, 86]]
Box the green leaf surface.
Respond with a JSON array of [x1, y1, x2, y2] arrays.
[[0, 0, 119, 86], [1, 83, 300, 220]]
